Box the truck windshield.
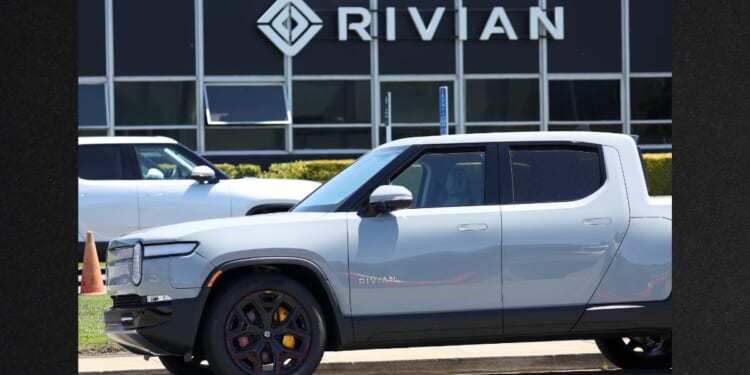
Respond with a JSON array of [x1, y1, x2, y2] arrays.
[[292, 146, 408, 212]]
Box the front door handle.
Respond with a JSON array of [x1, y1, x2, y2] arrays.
[[458, 223, 488, 232], [583, 217, 612, 226]]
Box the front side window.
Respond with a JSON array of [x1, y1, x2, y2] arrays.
[[293, 146, 408, 212], [79, 145, 127, 180], [391, 151, 485, 209], [133, 145, 200, 180], [509, 146, 603, 204]]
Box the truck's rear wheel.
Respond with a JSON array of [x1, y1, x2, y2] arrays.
[[202, 273, 326, 375], [596, 333, 671, 369]]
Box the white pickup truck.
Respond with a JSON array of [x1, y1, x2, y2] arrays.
[[104, 131, 671, 374]]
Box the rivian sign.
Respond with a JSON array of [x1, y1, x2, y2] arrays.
[[259, 0, 565, 56]]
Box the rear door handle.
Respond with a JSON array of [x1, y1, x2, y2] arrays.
[[458, 223, 488, 232], [583, 217, 612, 226]]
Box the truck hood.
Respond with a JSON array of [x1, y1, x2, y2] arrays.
[[223, 177, 321, 201]]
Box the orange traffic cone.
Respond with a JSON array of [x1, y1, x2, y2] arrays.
[[81, 231, 106, 295]]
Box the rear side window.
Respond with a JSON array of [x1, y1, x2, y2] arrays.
[[509, 146, 604, 204], [78, 145, 126, 180]]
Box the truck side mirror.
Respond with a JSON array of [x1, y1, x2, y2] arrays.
[[190, 165, 218, 184], [362, 185, 413, 217]]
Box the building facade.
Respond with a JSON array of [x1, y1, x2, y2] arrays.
[[78, 0, 671, 165]]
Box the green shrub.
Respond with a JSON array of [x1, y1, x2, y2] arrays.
[[643, 153, 672, 196], [213, 163, 236, 177], [214, 163, 262, 178], [235, 164, 262, 178], [263, 160, 354, 181]]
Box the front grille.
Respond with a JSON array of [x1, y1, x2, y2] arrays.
[[112, 294, 145, 308]]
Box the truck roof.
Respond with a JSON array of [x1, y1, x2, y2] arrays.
[[380, 131, 637, 149]]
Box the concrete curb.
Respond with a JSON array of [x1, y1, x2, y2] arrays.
[[79, 353, 608, 375]]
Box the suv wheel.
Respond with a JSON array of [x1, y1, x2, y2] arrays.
[[596, 333, 671, 369], [159, 355, 212, 374], [202, 273, 326, 375]]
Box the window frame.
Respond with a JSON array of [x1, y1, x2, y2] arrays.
[[342, 143, 500, 213], [499, 141, 607, 205]]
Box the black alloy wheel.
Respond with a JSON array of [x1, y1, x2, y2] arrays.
[[203, 273, 326, 375], [596, 332, 672, 369], [159, 355, 212, 375]]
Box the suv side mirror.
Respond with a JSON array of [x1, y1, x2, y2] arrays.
[[190, 165, 218, 184], [362, 185, 413, 216]]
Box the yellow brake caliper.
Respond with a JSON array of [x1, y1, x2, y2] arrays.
[[276, 306, 296, 349]]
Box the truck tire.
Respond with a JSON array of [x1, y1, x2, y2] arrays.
[[596, 334, 671, 369], [202, 273, 326, 375]]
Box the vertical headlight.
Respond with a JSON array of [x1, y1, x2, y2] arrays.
[[132, 242, 143, 285]]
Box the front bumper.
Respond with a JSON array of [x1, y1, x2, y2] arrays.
[[104, 288, 210, 356]]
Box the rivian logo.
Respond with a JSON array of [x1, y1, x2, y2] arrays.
[[257, 0, 323, 57]]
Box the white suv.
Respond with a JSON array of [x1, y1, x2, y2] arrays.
[[78, 136, 320, 259]]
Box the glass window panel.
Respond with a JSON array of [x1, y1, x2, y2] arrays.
[[203, 0, 283, 75], [631, 123, 672, 145], [115, 82, 196, 125], [466, 125, 540, 133], [463, 0, 539, 74], [79, 84, 107, 126], [293, 128, 371, 150], [206, 85, 288, 124], [115, 129, 197, 150], [113, 0, 195, 76], [631, 78, 672, 120], [549, 80, 620, 121], [548, 0, 621, 73], [510, 146, 603, 204], [205, 127, 285, 151], [549, 124, 623, 133], [630, 0, 671, 73], [78, 145, 126, 180], [293, 81, 371, 124], [79, 0, 105, 76], [466, 79, 539, 122], [381, 81, 455, 123], [392, 151, 486, 208]]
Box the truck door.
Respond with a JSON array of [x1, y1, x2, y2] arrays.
[[348, 146, 504, 343], [500, 144, 629, 335]]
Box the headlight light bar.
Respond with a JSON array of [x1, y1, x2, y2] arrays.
[[143, 242, 199, 258]]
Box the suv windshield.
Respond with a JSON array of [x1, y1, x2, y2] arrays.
[[293, 146, 408, 212]]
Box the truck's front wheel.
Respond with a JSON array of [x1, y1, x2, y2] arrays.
[[596, 333, 671, 369], [202, 273, 326, 375]]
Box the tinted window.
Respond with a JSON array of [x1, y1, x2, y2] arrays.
[[548, 0, 621, 73], [205, 127, 285, 151], [203, 0, 283, 75], [392, 151, 485, 208], [510, 146, 603, 203], [205, 85, 288, 124], [549, 80, 620, 121], [113, 0, 195, 76], [293, 81, 371, 124], [79, 84, 107, 126], [78, 145, 126, 180], [78, 0, 105, 76], [381, 81, 455, 123], [466, 79, 539, 122], [293, 128, 371, 150], [114, 82, 196, 125], [631, 78, 672, 120], [630, 0, 671, 72]]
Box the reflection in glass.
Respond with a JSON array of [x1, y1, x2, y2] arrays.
[[205, 85, 288, 124], [466, 79, 539, 122], [293, 81, 371, 124], [115, 82, 196, 125]]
